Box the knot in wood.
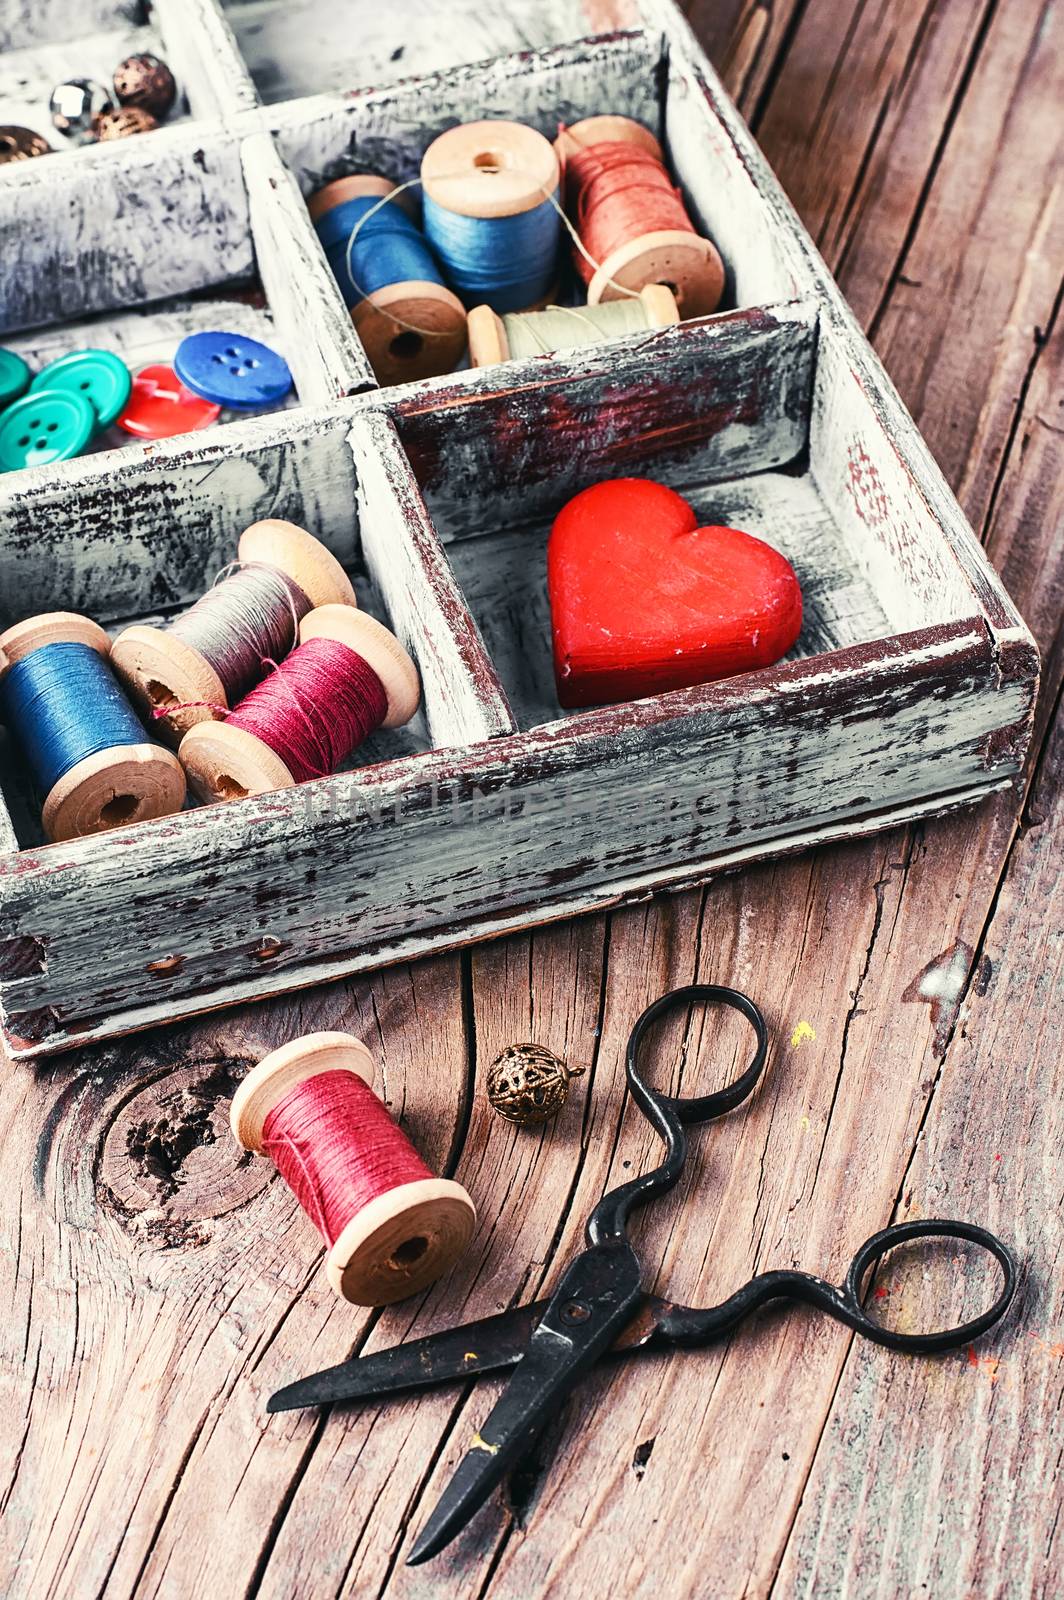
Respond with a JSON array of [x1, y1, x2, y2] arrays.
[[99, 1058, 269, 1240], [485, 1044, 584, 1126]]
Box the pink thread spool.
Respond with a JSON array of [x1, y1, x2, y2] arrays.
[[178, 603, 420, 802], [230, 1032, 476, 1305]]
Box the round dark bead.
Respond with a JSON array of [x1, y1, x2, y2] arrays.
[[113, 53, 176, 118], [0, 125, 52, 163]]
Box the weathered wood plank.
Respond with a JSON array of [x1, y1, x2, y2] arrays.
[[775, 700, 1064, 1600], [0, 620, 1026, 1039], [393, 303, 816, 540], [859, 0, 1063, 523], [0, 122, 252, 335], [226, 0, 640, 104]]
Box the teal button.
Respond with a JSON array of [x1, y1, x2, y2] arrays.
[[0, 390, 96, 471], [30, 348, 132, 430], [0, 347, 30, 409]]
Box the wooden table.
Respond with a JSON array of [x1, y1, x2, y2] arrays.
[[2, 3, 1061, 1595]]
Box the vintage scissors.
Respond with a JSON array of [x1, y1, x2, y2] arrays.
[[267, 985, 1017, 1564]]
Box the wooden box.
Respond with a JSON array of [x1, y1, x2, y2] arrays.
[[0, 1, 1038, 1058]]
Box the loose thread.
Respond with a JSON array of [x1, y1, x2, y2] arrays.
[[262, 1069, 433, 1247], [225, 636, 388, 782]]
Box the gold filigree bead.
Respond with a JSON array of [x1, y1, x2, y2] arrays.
[[486, 1045, 585, 1126]]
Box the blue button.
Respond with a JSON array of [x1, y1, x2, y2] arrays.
[[174, 332, 294, 410]]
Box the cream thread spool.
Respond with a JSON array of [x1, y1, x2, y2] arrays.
[[178, 602, 420, 803], [555, 114, 726, 316], [0, 611, 186, 841], [467, 283, 679, 365], [420, 120, 562, 313], [231, 1032, 477, 1306], [309, 175, 468, 386], [111, 519, 357, 745]]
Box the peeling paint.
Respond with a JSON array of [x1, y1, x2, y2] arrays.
[[903, 940, 974, 1055]]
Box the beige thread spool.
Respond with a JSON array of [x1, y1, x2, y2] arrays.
[[309, 175, 468, 386], [421, 120, 562, 312], [231, 1032, 476, 1306], [0, 611, 186, 842], [111, 520, 357, 746], [555, 114, 726, 317], [178, 602, 420, 803], [467, 283, 679, 366]]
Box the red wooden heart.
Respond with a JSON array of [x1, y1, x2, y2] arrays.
[[548, 478, 803, 709]]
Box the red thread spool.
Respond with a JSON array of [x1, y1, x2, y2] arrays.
[[555, 115, 725, 317], [230, 1033, 476, 1305], [178, 602, 420, 802]]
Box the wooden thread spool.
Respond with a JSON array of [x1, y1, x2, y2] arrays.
[[467, 283, 678, 366], [555, 114, 725, 317], [309, 175, 468, 386], [0, 612, 186, 842], [420, 120, 562, 313], [178, 602, 420, 803], [231, 1032, 476, 1305], [111, 519, 356, 746]]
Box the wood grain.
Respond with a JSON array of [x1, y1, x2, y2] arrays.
[[0, 2, 1060, 1598]]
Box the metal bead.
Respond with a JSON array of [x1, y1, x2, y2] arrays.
[[0, 125, 52, 163], [486, 1045, 585, 1126], [92, 106, 158, 141], [113, 53, 176, 118], [49, 79, 113, 142]]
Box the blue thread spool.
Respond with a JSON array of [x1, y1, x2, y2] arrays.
[[420, 121, 562, 314], [309, 176, 467, 385], [0, 613, 185, 841]]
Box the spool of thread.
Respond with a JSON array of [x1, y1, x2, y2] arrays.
[[111, 520, 357, 745], [0, 612, 186, 841], [555, 115, 725, 317], [179, 603, 420, 803], [468, 283, 679, 366], [309, 176, 467, 386], [231, 1032, 476, 1305], [421, 120, 562, 314]]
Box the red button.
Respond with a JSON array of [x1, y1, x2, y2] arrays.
[[115, 364, 221, 439]]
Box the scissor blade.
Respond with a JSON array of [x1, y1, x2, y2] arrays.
[[267, 1302, 546, 1413], [407, 1242, 643, 1565]]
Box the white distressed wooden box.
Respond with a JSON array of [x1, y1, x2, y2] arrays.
[[0, 0, 1038, 1057]]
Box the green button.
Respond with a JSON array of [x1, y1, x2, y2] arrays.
[[30, 348, 132, 430], [0, 390, 96, 471], [0, 347, 30, 409]]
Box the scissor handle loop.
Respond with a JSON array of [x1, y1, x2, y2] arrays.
[[587, 984, 769, 1246], [625, 984, 769, 1126], [842, 1218, 1017, 1352]]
